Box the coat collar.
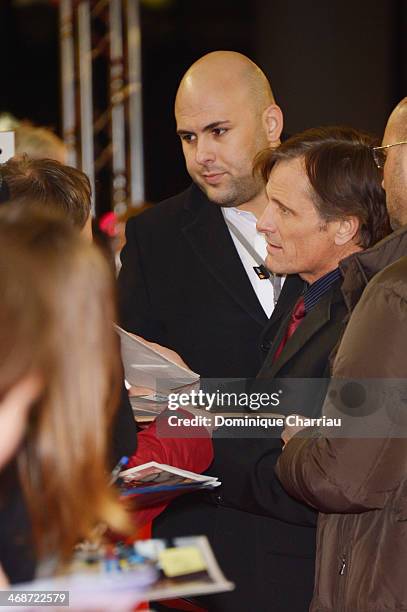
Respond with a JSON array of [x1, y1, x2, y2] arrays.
[[260, 280, 343, 377], [181, 184, 268, 327], [339, 225, 407, 312]]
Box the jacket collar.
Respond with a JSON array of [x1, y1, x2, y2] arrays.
[[181, 184, 268, 327], [339, 226, 407, 312], [260, 280, 343, 377]]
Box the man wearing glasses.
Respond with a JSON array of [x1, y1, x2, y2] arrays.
[[373, 106, 407, 230], [277, 97, 407, 612]]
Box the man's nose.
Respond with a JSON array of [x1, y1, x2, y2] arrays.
[[257, 202, 278, 234], [195, 138, 216, 166]]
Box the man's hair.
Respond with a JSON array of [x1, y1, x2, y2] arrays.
[[0, 156, 91, 228], [255, 126, 391, 248]]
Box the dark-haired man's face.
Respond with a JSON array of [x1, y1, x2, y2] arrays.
[[257, 158, 344, 284]]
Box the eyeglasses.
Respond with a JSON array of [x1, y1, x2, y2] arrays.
[[372, 141, 407, 169]]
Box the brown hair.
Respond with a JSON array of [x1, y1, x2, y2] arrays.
[[0, 206, 130, 562], [255, 126, 391, 248], [0, 156, 91, 229]]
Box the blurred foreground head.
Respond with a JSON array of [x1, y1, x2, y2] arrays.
[[0, 156, 92, 239], [14, 122, 67, 164], [0, 206, 129, 562]]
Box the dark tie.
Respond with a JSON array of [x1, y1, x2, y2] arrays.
[[273, 296, 306, 363]]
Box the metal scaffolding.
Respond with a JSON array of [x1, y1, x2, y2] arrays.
[[59, 0, 144, 216]]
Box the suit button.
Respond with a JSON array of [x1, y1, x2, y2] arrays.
[[215, 494, 223, 504], [260, 340, 271, 352]]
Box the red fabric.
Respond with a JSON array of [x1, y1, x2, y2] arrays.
[[128, 418, 211, 612], [157, 599, 207, 611], [273, 296, 306, 363], [127, 412, 213, 526], [137, 522, 152, 540]]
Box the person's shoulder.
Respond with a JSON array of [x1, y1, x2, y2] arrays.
[[368, 255, 407, 300], [350, 255, 407, 328], [127, 185, 197, 229]]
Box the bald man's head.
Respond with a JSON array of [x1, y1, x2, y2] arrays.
[[175, 51, 283, 210], [382, 97, 407, 229], [387, 97, 407, 141], [176, 51, 275, 117]]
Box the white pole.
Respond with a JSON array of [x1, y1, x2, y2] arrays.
[[126, 0, 145, 206], [109, 0, 127, 215], [78, 0, 96, 215], [59, 0, 77, 167]]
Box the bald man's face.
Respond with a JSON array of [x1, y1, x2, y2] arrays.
[[382, 119, 407, 229], [175, 87, 269, 207]]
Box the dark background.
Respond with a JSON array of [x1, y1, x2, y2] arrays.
[[0, 0, 406, 207]]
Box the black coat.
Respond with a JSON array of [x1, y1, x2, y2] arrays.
[[154, 275, 349, 612], [118, 184, 269, 378]]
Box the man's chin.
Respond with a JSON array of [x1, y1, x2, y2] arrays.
[[265, 255, 282, 275], [194, 181, 235, 207]]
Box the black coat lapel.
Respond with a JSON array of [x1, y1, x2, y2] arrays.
[[260, 280, 343, 378], [181, 187, 268, 327]]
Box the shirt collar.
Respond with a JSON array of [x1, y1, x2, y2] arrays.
[[303, 268, 342, 312], [222, 207, 257, 222]]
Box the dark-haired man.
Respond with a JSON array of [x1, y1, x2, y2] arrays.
[[153, 127, 390, 611], [256, 126, 390, 378], [276, 99, 407, 612]]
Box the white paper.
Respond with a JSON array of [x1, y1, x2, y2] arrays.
[[0, 131, 15, 163], [116, 325, 200, 391], [120, 460, 220, 484]]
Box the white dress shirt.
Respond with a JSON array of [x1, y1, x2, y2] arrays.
[[222, 207, 276, 318]]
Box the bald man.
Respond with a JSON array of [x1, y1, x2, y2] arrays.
[[118, 51, 283, 379], [276, 98, 407, 611]]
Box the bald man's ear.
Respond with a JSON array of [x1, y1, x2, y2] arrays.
[[262, 104, 283, 146], [334, 216, 360, 246]]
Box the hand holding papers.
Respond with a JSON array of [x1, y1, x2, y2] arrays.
[[116, 326, 199, 393]]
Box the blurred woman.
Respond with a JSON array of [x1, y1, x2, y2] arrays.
[[0, 207, 129, 583]]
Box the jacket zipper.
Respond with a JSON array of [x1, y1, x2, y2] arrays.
[[335, 515, 351, 612], [336, 511, 359, 612], [337, 550, 348, 611]]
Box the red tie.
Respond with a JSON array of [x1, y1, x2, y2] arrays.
[[273, 296, 306, 363]]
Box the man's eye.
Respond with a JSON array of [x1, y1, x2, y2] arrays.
[[180, 134, 196, 143], [212, 128, 227, 136], [278, 205, 291, 215]]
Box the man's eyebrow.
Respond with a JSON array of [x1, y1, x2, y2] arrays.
[[202, 120, 231, 132], [270, 196, 295, 214], [176, 120, 231, 136]]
